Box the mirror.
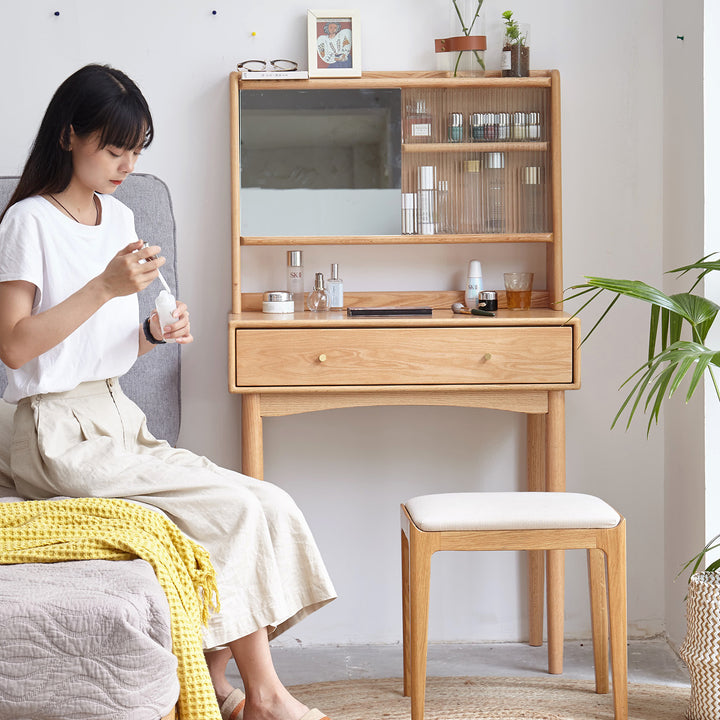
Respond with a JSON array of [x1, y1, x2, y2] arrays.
[[240, 88, 402, 236]]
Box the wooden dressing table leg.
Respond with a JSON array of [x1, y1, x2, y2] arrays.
[[241, 393, 264, 481], [546, 391, 566, 674], [527, 413, 546, 647]]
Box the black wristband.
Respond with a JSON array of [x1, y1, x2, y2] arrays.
[[143, 315, 165, 345]]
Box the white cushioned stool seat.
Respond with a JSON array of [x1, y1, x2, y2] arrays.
[[405, 492, 621, 532], [400, 491, 627, 720]]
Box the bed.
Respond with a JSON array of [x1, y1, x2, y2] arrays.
[[0, 174, 183, 720]]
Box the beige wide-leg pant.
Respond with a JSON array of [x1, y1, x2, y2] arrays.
[[10, 377, 336, 649]]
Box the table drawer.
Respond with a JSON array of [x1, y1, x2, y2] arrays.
[[234, 327, 574, 387]]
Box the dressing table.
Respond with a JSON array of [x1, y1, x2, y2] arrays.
[[227, 70, 580, 672]]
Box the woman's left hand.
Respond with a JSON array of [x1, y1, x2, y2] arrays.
[[150, 300, 193, 344]]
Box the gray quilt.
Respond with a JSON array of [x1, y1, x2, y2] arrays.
[[0, 552, 179, 720]]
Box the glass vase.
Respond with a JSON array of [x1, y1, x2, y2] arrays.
[[435, 0, 486, 77]]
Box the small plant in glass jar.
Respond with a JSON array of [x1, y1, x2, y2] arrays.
[[501, 10, 530, 77]]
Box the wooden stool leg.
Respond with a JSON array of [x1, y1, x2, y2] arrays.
[[605, 522, 628, 720], [587, 548, 609, 693], [546, 391, 565, 674], [547, 549, 565, 674], [401, 528, 411, 697], [527, 414, 546, 647], [408, 525, 433, 720]]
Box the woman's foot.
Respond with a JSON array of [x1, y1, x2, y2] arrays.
[[242, 687, 309, 720]]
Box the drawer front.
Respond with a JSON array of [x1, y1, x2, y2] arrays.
[[235, 327, 574, 387]]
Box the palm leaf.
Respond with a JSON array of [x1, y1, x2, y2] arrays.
[[611, 341, 720, 434], [670, 253, 720, 292]]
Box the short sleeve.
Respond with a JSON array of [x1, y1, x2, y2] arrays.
[[0, 204, 44, 306]]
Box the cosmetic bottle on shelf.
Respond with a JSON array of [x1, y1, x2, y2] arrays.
[[307, 272, 329, 312], [520, 166, 545, 232], [326, 263, 344, 310], [401, 192, 417, 234], [461, 160, 481, 233], [464, 260, 483, 308], [287, 250, 305, 312], [436, 180, 450, 233], [404, 100, 432, 142], [447, 112, 464, 143], [417, 165, 436, 235], [482, 152, 506, 233]]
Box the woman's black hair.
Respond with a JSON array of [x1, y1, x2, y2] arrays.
[[2, 64, 153, 219]]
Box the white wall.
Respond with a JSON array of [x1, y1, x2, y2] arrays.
[[702, 0, 720, 631], [663, 0, 706, 647], [0, 0, 673, 646]]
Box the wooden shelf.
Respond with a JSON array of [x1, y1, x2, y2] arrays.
[[236, 69, 554, 91], [403, 142, 549, 153], [240, 233, 553, 246], [238, 290, 553, 312]]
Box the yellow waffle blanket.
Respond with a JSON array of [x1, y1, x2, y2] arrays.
[[0, 497, 222, 720]]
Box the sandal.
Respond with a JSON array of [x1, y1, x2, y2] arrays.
[[219, 688, 246, 720], [299, 711, 330, 720]]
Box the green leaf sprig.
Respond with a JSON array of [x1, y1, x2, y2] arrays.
[[564, 254, 720, 435]]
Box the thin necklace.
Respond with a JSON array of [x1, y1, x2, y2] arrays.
[[49, 194, 99, 225]]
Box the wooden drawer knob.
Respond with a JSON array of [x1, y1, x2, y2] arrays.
[[318, 353, 327, 362]]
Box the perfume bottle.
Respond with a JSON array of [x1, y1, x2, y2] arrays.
[[287, 250, 305, 312], [307, 272, 329, 312], [404, 100, 432, 142], [326, 263, 344, 310]]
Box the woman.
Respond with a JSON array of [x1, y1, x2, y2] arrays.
[[0, 64, 336, 720], [316, 21, 352, 68]]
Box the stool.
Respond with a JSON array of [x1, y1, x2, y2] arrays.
[[400, 492, 627, 720]]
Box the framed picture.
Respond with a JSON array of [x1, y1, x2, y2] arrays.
[[307, 10, 361, 78]]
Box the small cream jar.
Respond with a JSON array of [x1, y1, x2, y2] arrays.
[[262, 290, 295, 314]]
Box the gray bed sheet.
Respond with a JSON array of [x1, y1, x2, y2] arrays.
[[0, 543, 179, 720]]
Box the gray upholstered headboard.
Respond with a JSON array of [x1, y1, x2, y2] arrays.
[[0, 174, 181, 445]]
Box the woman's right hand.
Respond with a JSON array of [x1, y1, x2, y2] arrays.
[[99, 239, 166, 298]]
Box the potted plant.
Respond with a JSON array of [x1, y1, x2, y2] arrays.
[[501, 10, 530, 78], [567, 256, 720, 720]]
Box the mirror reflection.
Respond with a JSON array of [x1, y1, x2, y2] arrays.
[[240, 88, 402, 236]]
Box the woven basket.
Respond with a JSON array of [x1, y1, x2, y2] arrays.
[[680, 572, 720, 720]]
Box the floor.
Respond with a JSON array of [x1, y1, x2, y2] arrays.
[[226, 638, 690, 688]]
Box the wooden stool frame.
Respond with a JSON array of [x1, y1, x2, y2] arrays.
[[400, 504, 627, 720]]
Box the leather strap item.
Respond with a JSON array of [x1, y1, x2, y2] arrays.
[[434, 35, 487, 53]]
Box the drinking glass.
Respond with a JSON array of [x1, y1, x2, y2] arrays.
[[504, 272, 533, 310]]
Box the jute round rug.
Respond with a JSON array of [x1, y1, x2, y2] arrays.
[[289, 676, 691, 720]]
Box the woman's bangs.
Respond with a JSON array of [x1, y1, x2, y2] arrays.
[[97, 98, 153, 151]]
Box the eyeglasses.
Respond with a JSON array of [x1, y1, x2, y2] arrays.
[[237, 59, 299, 73]]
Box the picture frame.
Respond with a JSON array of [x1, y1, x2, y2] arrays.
[[307, 10, 361, 78]]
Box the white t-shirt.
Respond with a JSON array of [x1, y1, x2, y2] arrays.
[[0, 194, 140, 403]]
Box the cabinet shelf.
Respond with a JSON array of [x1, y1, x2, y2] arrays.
[[403, 142, 549, 153], [234, 70, 554, 91], [240, 233, 553, 246]]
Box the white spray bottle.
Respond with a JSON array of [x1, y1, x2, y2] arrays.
[[464, 260, 483, 309]]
